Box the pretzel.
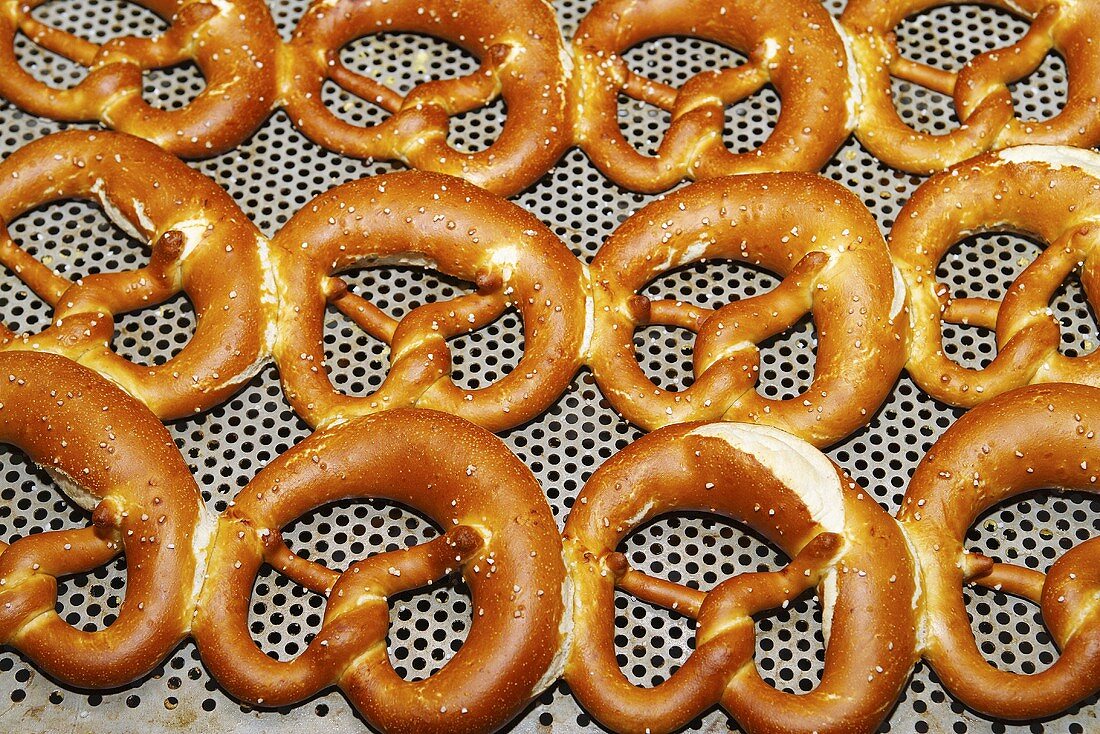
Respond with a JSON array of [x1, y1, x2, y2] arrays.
[[892, 145, 1100, 407], [841, 0, 1100, 174], [571, 0, 859, 193], [193, 407, 568, 734], [0, 130, 277, 420], [900, 382, 1100, 718], [0, 351, 210, 688], [0, 0, 278, 157], [563, 421, 918, 734], [281, 0, 572, 196], [587, 173, 907, 447], [271, 170, 590, 431]]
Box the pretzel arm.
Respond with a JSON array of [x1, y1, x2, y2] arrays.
[[645, 297, 712, 332], [327, 58, 404, 114], [619, 63, 679, 111], [889, 56, 957, 96], [607, 552, 706, 618], [970, 561, 1046, 604], [0, 229, 72, 307], [943, 297, 1001, 329], [16, 16, 101, 66], [325, 277, 399, 344], [264, 533, 340, 595]]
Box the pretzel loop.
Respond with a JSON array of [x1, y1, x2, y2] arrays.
[[572, 0, 857, 193], [272, 171, 589, 432], [0, 0, 278, 157], [283, 0, 571, 196], [193, 408, 567, 734], [588, 174, 906, 447], [0, 352, 208, 688], [564, 421, 918, 734], [892, 146, 1100, 407], [0, 132, 277, 420], [900, 383, 1100, 718]]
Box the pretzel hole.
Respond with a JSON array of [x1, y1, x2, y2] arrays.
[[617, 38, 777, 157], [614, 512, 788, 686], [112, 291, 196, 366], [250, 498, 471, 678], [963, 490, 1100, 673], [322, 33, 477, 128], [14, 0, 168, 87]]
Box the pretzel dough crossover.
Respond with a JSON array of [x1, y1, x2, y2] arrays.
[[0, 131, 277, 420], [588, 173, 906, 446], [892, 145, 1100, 406], [0, 352, 208, 688], [563, 421, 918, 734], [842, 0, 1100, 173], [193, 408, 568, 734], [0, 0, 278, 157], [900, 383, 1100, 718]]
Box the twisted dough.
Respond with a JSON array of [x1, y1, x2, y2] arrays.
[[842, 0, 1100, 173]]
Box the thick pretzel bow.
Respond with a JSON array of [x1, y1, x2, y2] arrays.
[[193, 408, 568, 734], [563, 421, 918, 734], [0, 352, 210, 688], [841, 0, 1100, 174], [588, 173, 907, 447], [0, 131, 277, 420], [900, 383, 1100, 718], [892, 145, 1100, 407], [281, 0, 572, 196], [572, 0, 860, 193], [270, 171, 590, 432], [0, 0, 278, 157]]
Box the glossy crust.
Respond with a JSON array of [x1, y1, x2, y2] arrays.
[[891, 145, 1100, 406], [842, 0, 1100, 173], [588, 173, 907, 446], [0, 131, 277, 420]]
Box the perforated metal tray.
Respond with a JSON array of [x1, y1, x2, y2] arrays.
[[0, 0, 1096, 731]]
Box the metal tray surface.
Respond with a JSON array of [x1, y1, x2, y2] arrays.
[[0, 0, 1095, 731]]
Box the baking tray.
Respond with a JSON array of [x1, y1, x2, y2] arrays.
[[0, 0, 1095, 731]]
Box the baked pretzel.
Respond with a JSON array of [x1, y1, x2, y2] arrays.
[[0, 131, 277, 420], [588, 173, 906, 446], [0, 0, 278, 157], [0, 351, 210, 688], [900, 382, 1100, 718], [892, 145, 1100, 407], [564, 421, 918, 734], [271, 171, 590, 432], [571, 0, 859, 193], [841, 0, 1100, 173], [282, 0, 572, 196], [193, 408, 567, 734]]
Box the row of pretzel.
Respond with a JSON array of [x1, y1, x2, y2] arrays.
[[1, 131, 1097, 450], [1, 0, 1096, 195], [0, 348, 1097, 734]]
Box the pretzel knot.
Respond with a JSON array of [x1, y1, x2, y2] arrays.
[[572, 0, 859, 193], [588, 173, 906, 447], [563, 421, 917, 734], [282, 0, 572, 196], [271, 171, 590, 432], [841, 0, 1100, 174], [900, 383, 1100, 718], [0, 352, 209, 688], [0, 131, 277, 420], [893, 146, 1100, 407], [0, 0, 278, 157], [192, 408, 568, 733]]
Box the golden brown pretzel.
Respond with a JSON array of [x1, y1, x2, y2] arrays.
[[0, 130, 277, 420], [0, 0, 278, 157], [281, 0, 572, 196], [563, 421, 918, 734], [892, 145, 1100, 407], [899, 383, 1100, 718], [0, 351, 209, 688], [842, 0, 1100, 173], [270, 171, 590, 431], [193, 408, 568, 734], [572, 0, 859, 193], [588, 173, 906, 447]]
